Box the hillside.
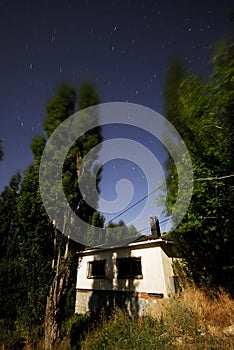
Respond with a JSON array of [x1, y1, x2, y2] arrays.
[[2, 286, 233, 349]]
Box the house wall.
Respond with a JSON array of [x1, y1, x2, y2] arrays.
[[160, 248, 176, 296], [75, 289, 167, 317], [75, 242, 175, 315]]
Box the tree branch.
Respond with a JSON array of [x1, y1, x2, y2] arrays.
[[194, 174, 234, 181], [204, 124, 223, 129]]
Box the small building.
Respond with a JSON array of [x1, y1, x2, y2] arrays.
[[75, 218, 177, 317]]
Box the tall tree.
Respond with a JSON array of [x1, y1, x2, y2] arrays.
[[44, 82, 102, 349], [0, 82, 103, 345], [164, 58, 186, 124], [43, 85, 77, 137], [16, 138, 54, 328], [163, 40, 234, 294]]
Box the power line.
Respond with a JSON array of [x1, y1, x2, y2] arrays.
[[159, 216, 174, 224], [159, 219, 173, 227], [137, 225, 151, 234], [104, 183, 165, 226]]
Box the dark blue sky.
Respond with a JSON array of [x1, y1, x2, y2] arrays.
[[0, 0, 233, 230]]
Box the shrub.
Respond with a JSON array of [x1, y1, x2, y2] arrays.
[[80, 287, 234, 350]]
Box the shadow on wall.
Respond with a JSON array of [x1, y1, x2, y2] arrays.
[[88, 248, 139, 318]]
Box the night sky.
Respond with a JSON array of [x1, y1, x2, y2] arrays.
[[0, 0, 233, 232]]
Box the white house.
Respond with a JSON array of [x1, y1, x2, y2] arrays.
[[75, 218, 177, 316]]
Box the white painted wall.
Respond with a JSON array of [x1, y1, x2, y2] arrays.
[[160, 248, 176, 296], [76, 240, 175, 298]]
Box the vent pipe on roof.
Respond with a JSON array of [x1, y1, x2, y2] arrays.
[[149, 216, 161, 238]]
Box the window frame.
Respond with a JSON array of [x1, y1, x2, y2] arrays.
[[116, 257, 143, 279], [87, 259, 106, 279]]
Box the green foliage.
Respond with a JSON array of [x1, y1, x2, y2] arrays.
[[0, 80, 103, 346], [78, 81, 99, 111], [105, 220, 138, 245], [0, 172, 21, 256], [44, 84, 77, 138], [164, 40, 234, 294], [0, 173, 22, 329], [61, 81, 102, 224], [84, 219, 138, 247], [16, 163, 54, 327], [31, 135, 46, 162], [65, 313, 95, 350], [80, 306, 221, 350], [164, 58, 186, 123]]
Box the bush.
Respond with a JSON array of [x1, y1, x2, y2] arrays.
[[80, 308, 173, 350], [80, 288, 234, 350]]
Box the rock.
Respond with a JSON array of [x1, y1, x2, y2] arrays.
[[223, 324, 234, 336]]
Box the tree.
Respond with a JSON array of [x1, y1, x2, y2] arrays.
[[0, 173, 21, 331], [43, 82, 102, 349], [164, 58, 186, 124], [105, 220, 138, 245], [163, 40, 234, 294], [43, 85, 77, 138], [0, 82, 103, 345], [16, 162, 54, 328]]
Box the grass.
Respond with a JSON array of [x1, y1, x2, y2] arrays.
[[1, 286, 233, 349], [181, 286, 234, 329], [80, 286, 234, 350]]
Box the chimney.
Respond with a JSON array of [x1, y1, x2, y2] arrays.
[[149, 216, 161, 238]]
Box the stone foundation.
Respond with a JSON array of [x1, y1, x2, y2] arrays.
[[75, 289, 166, 317]]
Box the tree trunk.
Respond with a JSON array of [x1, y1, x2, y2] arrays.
[[44, 294, 59, 350], [44, 218, 71, 349]]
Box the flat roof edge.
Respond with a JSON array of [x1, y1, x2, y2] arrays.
[[78, 238, 174, 255]]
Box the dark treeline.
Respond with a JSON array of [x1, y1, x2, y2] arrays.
[[164, 39, 234, 295], [0, 82, 105, 348], [0, 81, 138, 349]]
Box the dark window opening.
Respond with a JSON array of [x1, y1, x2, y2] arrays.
[[117, 257, 142, 279], [87, 260, 106, 279]]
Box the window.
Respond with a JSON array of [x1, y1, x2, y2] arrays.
[[117, 257, 142, 279], [87, 260, 106, 279]]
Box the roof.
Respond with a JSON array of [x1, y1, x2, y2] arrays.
[[78, 235, 175, 257]]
